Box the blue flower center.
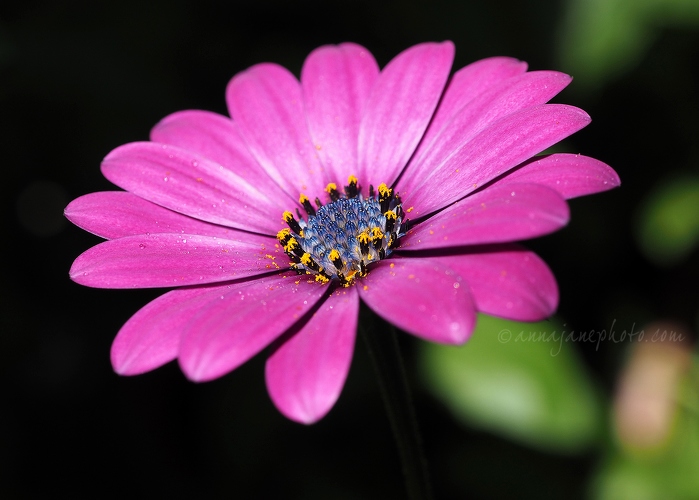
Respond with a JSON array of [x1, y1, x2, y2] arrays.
[[277, 176, 405, 286]]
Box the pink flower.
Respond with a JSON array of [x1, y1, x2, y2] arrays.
[[66, 42, 619, 424]]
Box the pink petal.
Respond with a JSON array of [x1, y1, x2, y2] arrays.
[[358, 258, 475, 344], [494, 153, 621, 199], [265, 287, 359, 424], [433, 245, 558, 321], [150, 109, 295, 204], [406, 57, 527, 172], [111, 284, 233, 375], [357, 41, 454, 187], [399, 183, 569, 250], [401, 104, 591, 217], [102, 142, 288, 234], [400, 70, 572, 193], [426, 57, 529, 135], [226, 63, 327, 199], [64, 191, 246, 240], [302, 43, 379, 184], [69, 232, 283, 288], [178, 273, 328, 382]]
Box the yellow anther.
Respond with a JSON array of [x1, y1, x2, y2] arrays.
[[329, 248, 343, 270], [378, 183, 392, 198], [299, 193, 317, 216], [284, 238, 299, 252], [345, 175, 360, 198], [282, 211, 304, 236], [276, 228, 292, 242], [371, 227, 384, 240], [314, 274, 330, 284], [300, 253, 312, 266], [325, 182, 341, 202], [357, 230, 371, 244], [384, 211, 397, 221]]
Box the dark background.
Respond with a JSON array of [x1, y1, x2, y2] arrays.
[[3, 0, 699, 498]]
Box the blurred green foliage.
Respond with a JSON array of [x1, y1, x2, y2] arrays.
[[636, 175, 699, 266], [559, 0, 699, 88], [422, 316, 699, 498], [420, 314, 603, 453]]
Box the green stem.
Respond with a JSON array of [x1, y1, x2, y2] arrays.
[[359, 305, 433, 500]]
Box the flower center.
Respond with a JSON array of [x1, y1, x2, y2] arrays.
[[277, 175, 405, 286]]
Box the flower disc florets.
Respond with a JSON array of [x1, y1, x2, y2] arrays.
[[277, 176, 405, 286]]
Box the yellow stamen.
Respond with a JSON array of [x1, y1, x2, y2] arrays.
[[357, 230, 371, 244], [314, 274, 330, 284], [284, 238, 299, 253], [378, 183, 392, 198]]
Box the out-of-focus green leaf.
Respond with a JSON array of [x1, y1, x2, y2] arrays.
[[420, 314, 602, 453], [558, 0, 699, 88], [593, 356, 699, 499], [636, 176, 699, 266]]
